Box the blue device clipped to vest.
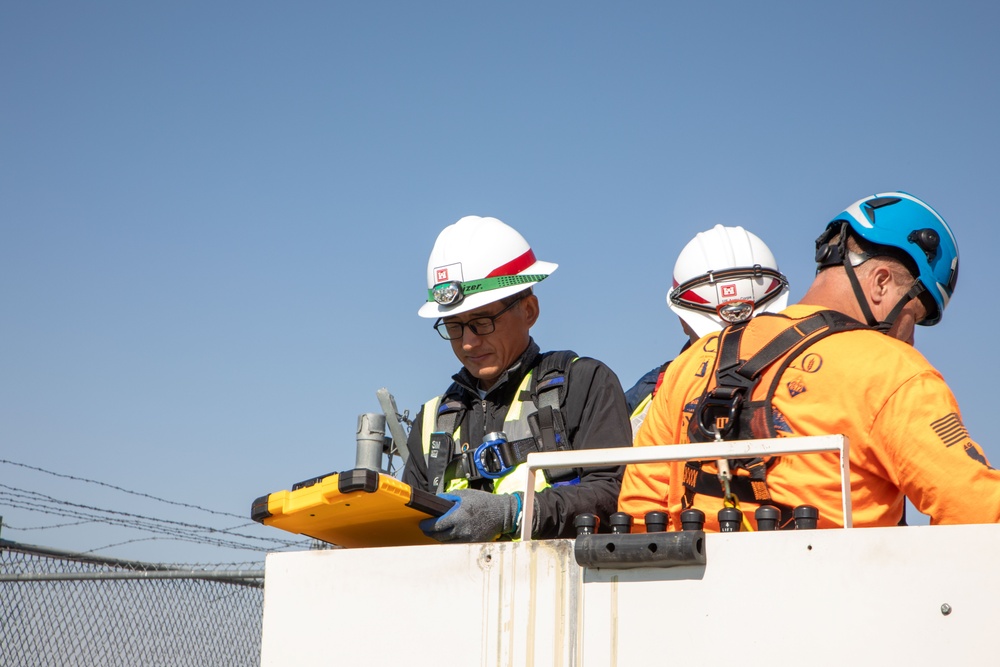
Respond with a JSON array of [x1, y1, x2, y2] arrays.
[[474, 431, 513, 479]]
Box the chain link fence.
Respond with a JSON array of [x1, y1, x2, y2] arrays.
[[0, 539, 264, 666]]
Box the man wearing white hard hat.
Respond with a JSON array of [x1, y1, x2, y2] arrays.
[[404, 216, 632, 542], [626, 225, 790, 435]]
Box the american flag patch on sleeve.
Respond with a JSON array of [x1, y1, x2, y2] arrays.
[[930, 413, 969, 447]]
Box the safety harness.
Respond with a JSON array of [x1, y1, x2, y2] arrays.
[[684, 310, 870, 526], [423, 350, 579, 494]]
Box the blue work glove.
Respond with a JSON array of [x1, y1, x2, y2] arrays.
[[420, 489, 519, 543]]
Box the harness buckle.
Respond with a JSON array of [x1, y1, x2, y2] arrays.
[[455, 450, 482, 481], [695, 391, 743, 441], [474, 432, 513, 479]]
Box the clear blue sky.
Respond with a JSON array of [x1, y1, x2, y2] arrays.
[[2, 2, 997, 563]]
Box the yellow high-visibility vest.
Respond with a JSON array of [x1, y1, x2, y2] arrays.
[[420, 368, 553, 496]]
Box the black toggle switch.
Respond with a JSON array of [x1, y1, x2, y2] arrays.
[[609, 512, 633, 535], [644, 511, 668, 533], [574, 513, 599, 537], [793, 505, 819, 530], [755, 505, 780, 531], [718, 507, 743, 532], [680, 508, 705, 532]]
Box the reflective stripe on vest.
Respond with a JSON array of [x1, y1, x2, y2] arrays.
[[629, 393, 654, 441]]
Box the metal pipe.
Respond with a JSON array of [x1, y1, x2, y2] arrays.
[[355, 413, 387, 472], [520, 435, 852, 541]]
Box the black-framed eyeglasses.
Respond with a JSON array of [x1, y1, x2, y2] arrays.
[[433, 295, 524, 340]]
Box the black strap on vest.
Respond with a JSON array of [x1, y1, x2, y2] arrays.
[[426, 398, 464, 493], [524, 351, 578, 483], [685, 311, 869, 524]]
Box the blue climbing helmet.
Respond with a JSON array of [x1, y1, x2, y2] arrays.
[[815, 191, 959, 328]]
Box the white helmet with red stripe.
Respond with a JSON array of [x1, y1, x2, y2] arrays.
[[418, 216, 558, 318], [668, 225, 790, 338]]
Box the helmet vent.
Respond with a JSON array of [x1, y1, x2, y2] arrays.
[[862, 196, 902, 224], [866, 196, 902, 210]]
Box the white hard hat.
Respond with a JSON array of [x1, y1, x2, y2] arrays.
[[667, 225, 790, 338], [418, 216, 558, 318]]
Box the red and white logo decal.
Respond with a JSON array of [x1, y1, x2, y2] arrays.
[[433, 263, 464, 285], [721, 284, 738, 298]]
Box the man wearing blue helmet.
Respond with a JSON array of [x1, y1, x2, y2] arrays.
[[812, 191, 959, 332], [620, 192, 1000, 530]]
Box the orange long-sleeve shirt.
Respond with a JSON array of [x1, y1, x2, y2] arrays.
[[619, 305, 1000, 531]]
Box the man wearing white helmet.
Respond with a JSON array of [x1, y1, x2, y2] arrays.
[[620, 192, 1000, 531], [404, 216, 632, 542], [625, 225, 790, 435]]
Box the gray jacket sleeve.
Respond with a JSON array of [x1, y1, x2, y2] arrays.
[[531, 357, 630, 538]]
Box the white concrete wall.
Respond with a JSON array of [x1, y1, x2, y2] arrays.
[[261, 524, 1000, 666]]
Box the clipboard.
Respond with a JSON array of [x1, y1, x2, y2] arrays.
[[251, 469, 454, 548]]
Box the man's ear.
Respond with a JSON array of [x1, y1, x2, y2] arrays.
[[522, 294, 540, 328], [868, 265, 894, 306]]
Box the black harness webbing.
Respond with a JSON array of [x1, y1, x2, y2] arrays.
[[426, 402, 462, 494], [716, 315, 829, 393], [682, 462, 797, 527], [685, 311, 869, 526]]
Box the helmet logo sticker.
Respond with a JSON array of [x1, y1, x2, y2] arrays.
[[434, 263, 463, 284], [714, 281, 752, 305]]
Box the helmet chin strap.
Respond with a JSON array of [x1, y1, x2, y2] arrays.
[[842, 248, 927, 335], [825, 222, 923, 334], [841, 250, 883, 330], [867, 283, 926, 334]]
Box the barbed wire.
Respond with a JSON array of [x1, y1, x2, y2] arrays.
[[0, 458, 314, 555], [0, 490, 306, 554], [1, 519, 96, 531], [0, 458, 248, 520]]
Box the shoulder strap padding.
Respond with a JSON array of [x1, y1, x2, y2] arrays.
[[528, 351, 578, 481], [434, 383, 465, 434], [531, 350, 578, 410]]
